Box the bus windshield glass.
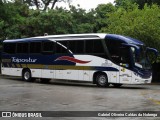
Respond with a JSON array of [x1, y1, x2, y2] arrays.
[[132, 46, 151, 70]]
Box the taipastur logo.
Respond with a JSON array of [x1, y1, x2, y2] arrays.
[[12, 57, 37, 63]]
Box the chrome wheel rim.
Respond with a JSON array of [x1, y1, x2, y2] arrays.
[[24, 71, 30, 80], [98, 75, 106, 85]]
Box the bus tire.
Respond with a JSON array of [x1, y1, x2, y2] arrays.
[[22, 69, 34, 82], [40, 78, 51, 84], [112, 83, 122, 88], [96, 73, 109, 87]]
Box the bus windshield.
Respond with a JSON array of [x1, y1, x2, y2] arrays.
[[132, 46, 151, 70]]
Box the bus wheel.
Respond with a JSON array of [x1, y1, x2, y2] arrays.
[[96, 74, 109, 87], [112, 83, 122, 88], [22, 69, 34, 82], [40, 78, 51, 84]]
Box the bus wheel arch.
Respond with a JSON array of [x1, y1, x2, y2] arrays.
[[22, 68, 34, 82], [93, 71, 109, 87]]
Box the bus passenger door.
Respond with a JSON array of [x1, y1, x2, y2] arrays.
[[118, 47, 132, 84]]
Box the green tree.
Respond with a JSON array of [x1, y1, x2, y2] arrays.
[[95, 3, 115, 32], [0, 0, 30, 40], [23, 0, 71, 11], [115, 0, 160, 9], [69, 5, 96, 33], [133, 0, 160, 9], [24, 8, 74, 36], [101, 4, 160, 51]]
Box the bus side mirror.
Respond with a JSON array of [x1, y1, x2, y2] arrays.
[[122, 43, 140, 57], [146, 47, 159, 57], [146, 47, 159, 63]]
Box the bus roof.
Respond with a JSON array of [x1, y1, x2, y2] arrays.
[[3, 33, 144, 45], [3, 33, 106, 43], [106, 34, 144, 45]]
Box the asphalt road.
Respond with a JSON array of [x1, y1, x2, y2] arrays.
[[0, 75, 160, 120]]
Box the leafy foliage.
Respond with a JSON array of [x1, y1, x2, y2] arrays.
[[101, 4, 160, 51], [115, 0, 160, 9], [0, 0, 160, 53]]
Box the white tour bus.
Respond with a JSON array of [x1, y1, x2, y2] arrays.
[[1, 33, 158, 87]]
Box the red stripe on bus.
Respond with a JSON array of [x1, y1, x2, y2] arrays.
[[55, 56, 91, 64]]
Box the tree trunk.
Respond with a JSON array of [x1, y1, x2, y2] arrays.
[[43, 0, 52, 11], [51, 0, 58, 9], [34, 0, 39, 10]]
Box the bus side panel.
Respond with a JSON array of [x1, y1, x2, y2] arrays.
[[83, 70, 90, 81], [109, 72, 117, 83], [1, 67, 10, 76], [41, 69, 54, 79], [55, 70, 63, 79], [53, 69, 92, 81], [10, 68, 22, 76], [1, 67, 22, 77], [63, 70, 79, 80], [31, 69, 42, 78], [119, 66, 132, 84], [54, 69, 79, 81], [78, 70, 83, 81]]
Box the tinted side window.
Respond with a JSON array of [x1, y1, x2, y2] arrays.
[[3, 43, 16, 54], [59, 40, 104, 54], [17, 43, 29, 54], [106, 39, 124, 55], [59, 41, 68, 48], [106, 38, 130, 64], [85, 40, 93, 53], [59, 40, 85, 54], [56, 43, 68, 54], [42, 42, 55, 52], [76, 41, 84, 53], [68, 41, 76, 53], [106, 39, 123, 55], [85, 40, 104, 53], [30, 42, 41, 53], [93, 40, 104, 53]]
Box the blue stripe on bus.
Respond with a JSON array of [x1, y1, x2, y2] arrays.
[[94, 66, 119, 71]]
